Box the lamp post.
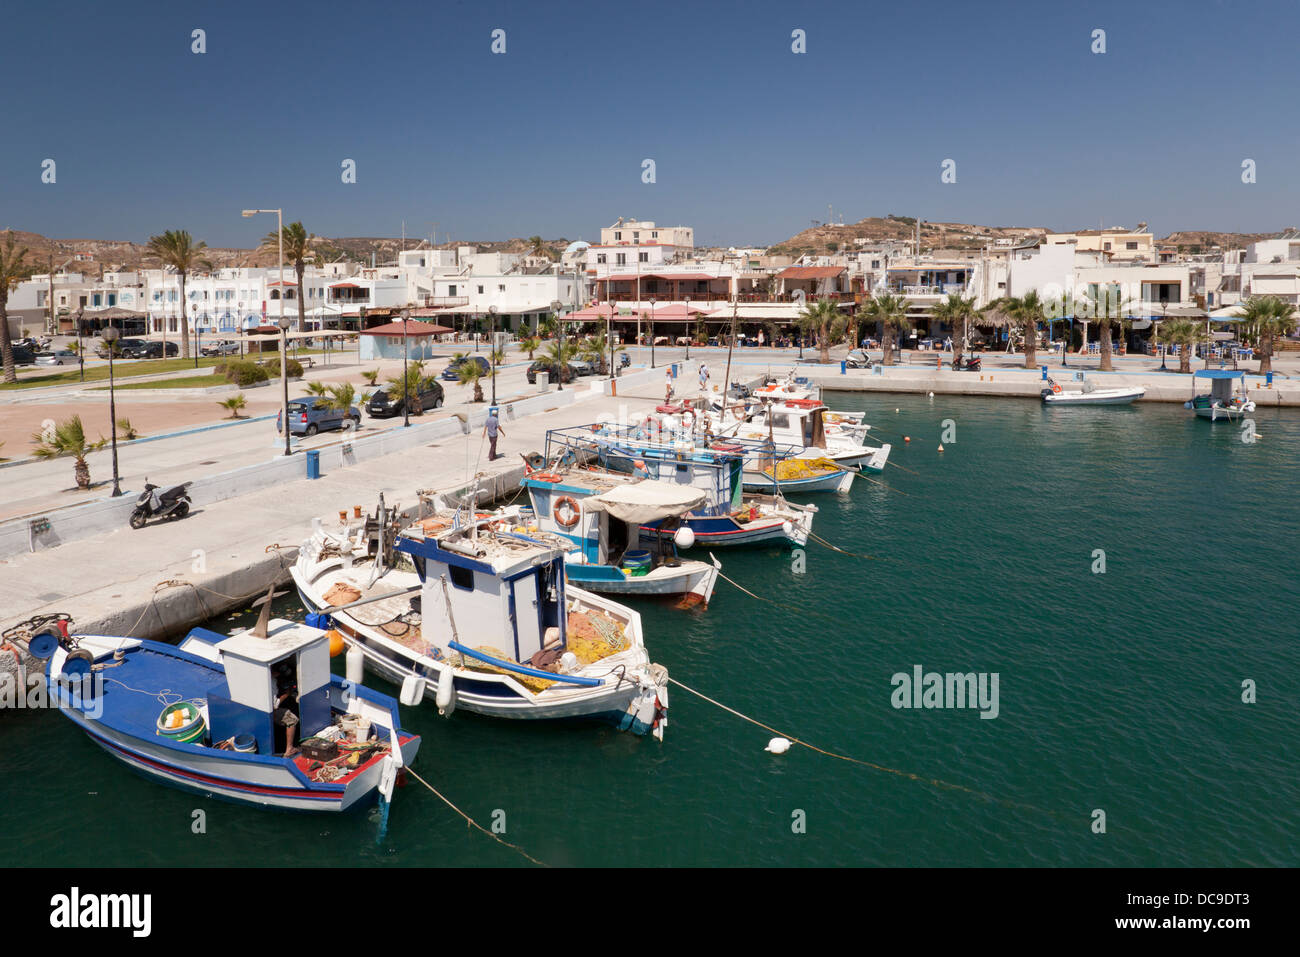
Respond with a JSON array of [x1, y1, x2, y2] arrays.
[[102, 325, 123, 496], [243, 208, 288, 454], [488, 305, 498, 405], [401, 308, 411, 428], [649, 297, 657, 369], [684, 296, 691, 361], [550, 298, 564, 392], [74, 308, 85, 381]]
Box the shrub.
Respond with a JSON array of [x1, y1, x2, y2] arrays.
[[224, 359, 270, 386], [257, 357, 303, 378]]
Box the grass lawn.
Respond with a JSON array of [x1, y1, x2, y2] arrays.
[[89, 375, 229, 390], [1, 356, 227, 390]]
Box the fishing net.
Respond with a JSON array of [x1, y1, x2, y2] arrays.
[[764, 457, 840, 480]]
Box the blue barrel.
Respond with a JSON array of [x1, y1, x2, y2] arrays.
[[840, 360, 847, 374], [232, 734, 257, 754], [1040, 365, 1048, 380], [622, 550, 652, 569], [1267, 371, 1274, 385], [306, 449, 321, 480]]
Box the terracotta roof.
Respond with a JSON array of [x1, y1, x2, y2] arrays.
[[359, 320, 455, 336]]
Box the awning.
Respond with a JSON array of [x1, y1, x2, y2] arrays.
[[359, 320, 455, 336], [777, 266, 846, 280], [583, 481, 704, 524]]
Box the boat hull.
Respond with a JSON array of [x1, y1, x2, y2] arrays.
[[1043, 387, 1145, 405]]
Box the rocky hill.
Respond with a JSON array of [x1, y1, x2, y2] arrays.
[[769, 216, 1047, 256]]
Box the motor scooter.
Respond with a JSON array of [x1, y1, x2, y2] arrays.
[[130, 481, 193, 529]]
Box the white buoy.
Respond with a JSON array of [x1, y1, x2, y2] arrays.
[[895, 408, 900, 413], [765, 737, 793, 754], [436, 667, 456, 716], [781, 521, 794, 537], [399, 674, 426, 707], [345, 644, 364, 685], [673, 525, 695, 549], [928, 391, 934, 398]]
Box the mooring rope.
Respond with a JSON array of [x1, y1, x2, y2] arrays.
[[713, 569, 847, 626], [806, 530, 895, 563], [667, 676, 1061, 820], [404, 766, 549, 867]]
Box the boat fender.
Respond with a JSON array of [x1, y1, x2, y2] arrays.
[[400, 674, 426, 707], [560, 652, 579, 674], [377, 756, 397, 802], [435, 667, 456, 716], [765, 737, 792, 754], [781, 521, 794, 537], [345, 644, 365, 686], [553, 496, 581, 528], [673, 526, 695, 549]]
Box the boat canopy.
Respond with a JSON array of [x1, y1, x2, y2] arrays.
[[1192, 369, 1246, 379], [583, 481, 705, 524]]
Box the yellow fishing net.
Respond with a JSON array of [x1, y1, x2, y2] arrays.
[[764, 457, 840, 480], [449, 611, 628, 694]]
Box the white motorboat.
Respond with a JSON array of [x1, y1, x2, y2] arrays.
[[1041, 376, 1145, 405]]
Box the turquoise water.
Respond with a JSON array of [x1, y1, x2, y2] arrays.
[[4, 394, 1297, 866]]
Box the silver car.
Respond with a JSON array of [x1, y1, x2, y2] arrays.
[[35, 350, 79, 366]]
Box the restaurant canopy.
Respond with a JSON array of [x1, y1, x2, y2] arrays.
[[359, 320, 455, 337]]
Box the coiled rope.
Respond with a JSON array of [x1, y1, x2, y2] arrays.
[[404, 766, 549, 867]]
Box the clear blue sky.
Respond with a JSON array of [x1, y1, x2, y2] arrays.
[[4, 0, 1297, 248]]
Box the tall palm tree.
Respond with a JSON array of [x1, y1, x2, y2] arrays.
[[1158, 319, 1206, 375], [385, 360, 427, 414], [579, 332, 626, 374], [795, 297, 846, 364], [1082, 285, 1137, 372], [1002, 291, 1045, 368], [520, 335, 541, 359], [262, 222, 313, 334], [1238, 295, 1297, 375], [527, 236, 554, 261], [1, 230, 32, 384], [31, 415, 105, 489], [540, 338, 576, 382], [457, 358, 486, 402], [930, 293, 977, 365], [147, 229, 210, 359], [861, 292, 911, 366]]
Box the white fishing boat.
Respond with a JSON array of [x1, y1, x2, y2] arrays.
[[291, 499, 670, 737], [1040, 376, 1145, 405], [1184, 369, 1256, 421], [520, 471, 722, 607]]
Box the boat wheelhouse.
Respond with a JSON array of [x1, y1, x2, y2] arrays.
[[1184, 369, 1256, 421]]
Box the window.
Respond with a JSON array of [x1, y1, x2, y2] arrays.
[[92, 293, 102, 306], [614, 231, 622, 240], [639, 252, 649, 263], [449, 564, 474, 590], [498, 284, 506, 292], [448, 285, 457, 296], [1126, 242, 1138, 250], [652, 231, 658, 239], [633, 232, 640, 240], [1103, 242, 1112, 251], [107, 294, 116, 306], [477, 285, 484, 294], [596, 254, 607, 264], [616, 253, 627, 266]]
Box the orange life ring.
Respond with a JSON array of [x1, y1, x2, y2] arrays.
[[1051, 383, 1061, 394], [554, 496, 582, 528]]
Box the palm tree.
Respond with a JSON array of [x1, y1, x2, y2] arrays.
[[218, 394, 248, 419], [1238, 296, 1297, 375], [360, 368, 380, 386], [930, 293, 977, 365], [520, 335, 541, 360], [795, 297, 846, 364], [1082, 286, 1137, 372], [540, 339, 576, 382], [1158, 319, 1206, 375], [385, 360, 427, 414], [1002, 291, 1045, 368], [322, 382, 367, 415], [526, 236, 554, 261], [1, 230, 32, 384], [457, 359, 486, 402], [262, 222, 313, 334], [579, 332, 625, 374], [31, 415, 104, 489], [147, 229, 210, 359], [861, 293, 911, 366], [303, 380, 329, 397]]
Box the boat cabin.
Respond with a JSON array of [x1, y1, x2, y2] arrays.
[[189, 621, 335, 756], [397, 523, 569, 666]]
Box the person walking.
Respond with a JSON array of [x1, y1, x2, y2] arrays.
[[484, 407, 504, 461], [698, 361, 709, 392]]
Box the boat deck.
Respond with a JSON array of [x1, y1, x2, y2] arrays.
[[80, 643, 230, 736]]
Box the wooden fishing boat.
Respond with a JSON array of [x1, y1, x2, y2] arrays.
[[1184, 369, 1256, 421], [6, 610, 418, 812]]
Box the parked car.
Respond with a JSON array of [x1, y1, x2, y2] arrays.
[[96, 337, 144, 359], [124, 341, 180, 359], [366, 377, 445, 417], [567, 358, 595, 377], [276, 396, 361, 436], [35, 349, 80, 366], [11, 345, 37, 366], [200, 341, 240, 357], [525, 359, 573, 384], [440, 355, 491, 381]]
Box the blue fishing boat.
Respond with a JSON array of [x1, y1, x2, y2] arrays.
[[9, 607, 418, 812], [540, 425, 816, 548]]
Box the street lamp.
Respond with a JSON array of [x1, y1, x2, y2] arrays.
[[277, 316, 291, 455], [550, 298, 564, 392], [401, 308, 411, 427], [649, 297, 657, 369], [102, 325, 123, 496], [488, 305, 498, 405], [74, 307, 85, 381], [684, 296, 691, 361]]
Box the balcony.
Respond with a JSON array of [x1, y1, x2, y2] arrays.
[[421, 296, 470, 308]]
